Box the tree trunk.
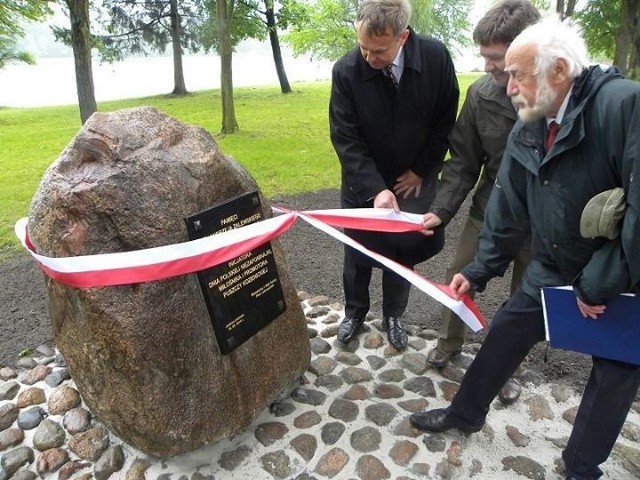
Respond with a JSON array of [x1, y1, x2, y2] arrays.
[[265, 0, 291, 94], [170, 0, 188, 95], [629, 0, 640, 79], [66, 0, 97, 124], [614, 0, 639, 76], [556, 0, 565, 19], [614, 26, 631, 75], [556, 0, 577, 19], [565, 0, 578, 17], [216, 0, 239, 134], [633, 31, 640, 80]]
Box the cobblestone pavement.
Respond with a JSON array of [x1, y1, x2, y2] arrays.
[[1, 293, 640, 479]]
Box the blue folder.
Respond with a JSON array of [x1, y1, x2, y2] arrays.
[[542, 286, 640, 366]]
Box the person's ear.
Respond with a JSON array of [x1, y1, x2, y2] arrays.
[[551, 58, 570, 85], [400, 29, 410, 45]]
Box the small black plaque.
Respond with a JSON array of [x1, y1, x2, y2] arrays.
[[185, 191, 287, 354]]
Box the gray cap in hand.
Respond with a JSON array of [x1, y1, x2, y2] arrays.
[[580, 188, 626, 240]]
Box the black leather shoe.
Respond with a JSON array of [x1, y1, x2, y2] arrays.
[[337, 317, 365, 343], [498, 377, 521, 405], [426, 346, 462, 368], [384, 316, 408, 350], [409, 408, 484, 433]]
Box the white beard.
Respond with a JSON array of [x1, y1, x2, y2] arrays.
[[514, 76, 556, 123]]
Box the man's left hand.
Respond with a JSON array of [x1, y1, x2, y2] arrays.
[[374, 189, 400, 212], [394, 170, 422, 199], [577, 297, 606, 319]]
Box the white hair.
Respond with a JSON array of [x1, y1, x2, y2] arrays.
[[511, 16, 589, 80]]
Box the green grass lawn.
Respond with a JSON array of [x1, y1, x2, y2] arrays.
[[0, 73, 481, 252]]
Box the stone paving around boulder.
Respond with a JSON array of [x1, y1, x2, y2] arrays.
[[1, 293, 640, 479]]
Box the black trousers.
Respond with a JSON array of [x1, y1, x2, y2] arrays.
[[342, 245, 411, 320], [448, 289, 640, 479]]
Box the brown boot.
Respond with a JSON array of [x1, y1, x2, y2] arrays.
[[426, 346, 461, 368]]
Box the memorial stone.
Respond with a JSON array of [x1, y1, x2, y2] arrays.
[[27, 107, 310, 457]]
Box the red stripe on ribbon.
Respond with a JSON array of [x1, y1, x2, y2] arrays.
[[22, 214, 296, 288]]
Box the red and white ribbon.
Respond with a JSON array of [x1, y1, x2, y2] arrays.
[[291, 210, 485, 332], [15, 207, 485, 332]]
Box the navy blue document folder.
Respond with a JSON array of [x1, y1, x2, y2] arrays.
[[542, 287, 640, 366]]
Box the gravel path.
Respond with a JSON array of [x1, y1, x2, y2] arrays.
[[1, 297, 639, 479]]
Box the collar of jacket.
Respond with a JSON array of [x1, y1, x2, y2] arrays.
[[477, 73, 517, 120], [509, 65, 621, 171], [358, 26, 422, 82]]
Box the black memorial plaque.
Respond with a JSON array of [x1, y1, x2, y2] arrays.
[[185, 191, 286, 354]]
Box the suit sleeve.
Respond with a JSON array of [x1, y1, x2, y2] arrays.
[[329, 65, 387, 203], [430, 83, 484, 226], [411, 45, 459, 181], [462, 149, 531, 292]]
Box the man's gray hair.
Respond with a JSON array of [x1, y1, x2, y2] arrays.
[[511, 17, 589, 80], [356, 0, 411, 38]]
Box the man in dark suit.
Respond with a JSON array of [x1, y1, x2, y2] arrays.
[[329, 0, 459, 350]]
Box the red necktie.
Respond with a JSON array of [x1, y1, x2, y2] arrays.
[[547, 121, 559, 151]]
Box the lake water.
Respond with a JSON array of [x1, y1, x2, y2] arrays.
[[0, 46, 480, 108], [0, 50, 335, 108]]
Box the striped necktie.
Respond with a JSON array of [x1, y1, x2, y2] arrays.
[[384, 65, 398, 89]]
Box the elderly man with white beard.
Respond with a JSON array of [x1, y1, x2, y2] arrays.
[[409, 18, 640, 480]]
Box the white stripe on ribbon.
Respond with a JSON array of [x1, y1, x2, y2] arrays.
[[294, 211, 485, 332], [14, 207, 485, 331], [292, 207, 425, 232]]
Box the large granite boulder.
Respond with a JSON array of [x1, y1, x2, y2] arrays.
[[27, 107, 310, 458]]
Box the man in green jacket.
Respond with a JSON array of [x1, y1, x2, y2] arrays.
[[422, 0, 539, 404], [411, 18, 640, 480]]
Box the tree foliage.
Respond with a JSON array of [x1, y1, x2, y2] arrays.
[[200, 0, 265, 52], [573, 0, 639, 79], [283, 0, 358, 61], [52, 1, 205, 62], [0, 0, 52, 68], [413, 0, 474, 55], [95, 0, 205, 61], [0, 0, 52, 37], [530, 0, 639, 79], [283, 0, 473, 62], [98, 0, 207, 93], [0, 36, 36, 69], [574, 0, 619, 61]]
